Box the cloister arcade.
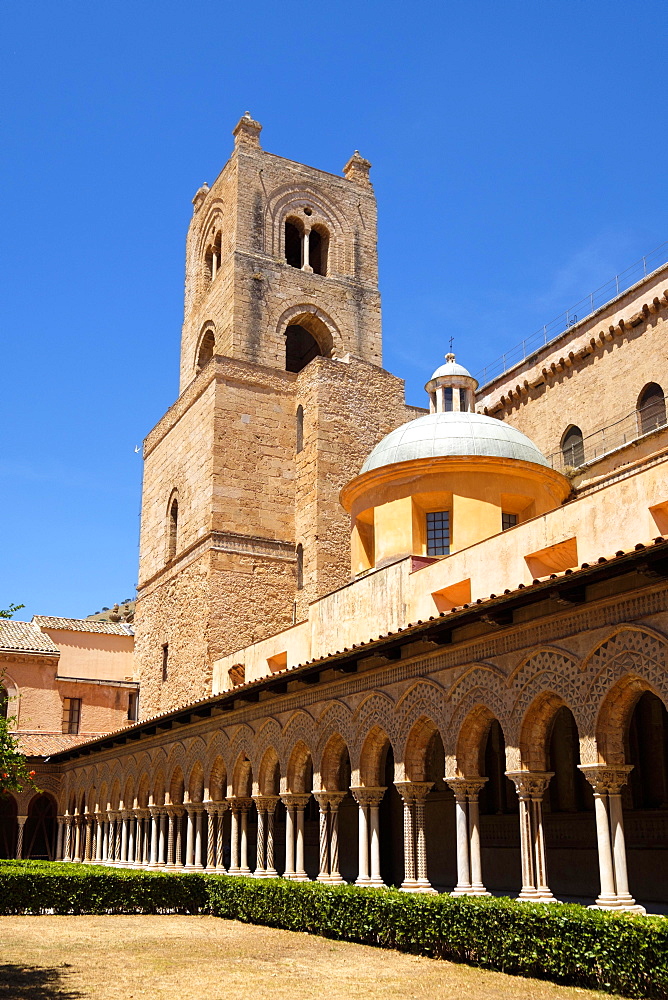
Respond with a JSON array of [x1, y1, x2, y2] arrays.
[[4, 625, 668, 910]]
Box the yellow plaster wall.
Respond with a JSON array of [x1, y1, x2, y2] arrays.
[[213, 455, 668, 688], [451, 494, 501, 552], [43, 630, 134, 681]]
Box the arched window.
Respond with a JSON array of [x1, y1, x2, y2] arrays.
[[561, 425, 584, 468], [0, 686, 7, 720], [637, 382, 666, 435], [168, 495, 178, 561], [196, 329, 215, 371], [204, 232, 222, 283], [285, 220, 303, 269], [285, 325, 322, 373], [296, 543, 304, 590], [296, 405, 304, 453], [309, 226, 329, 276]]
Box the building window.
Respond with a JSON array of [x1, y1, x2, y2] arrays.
[[204, 232, 222, 283], [459, 388, 468, 412], [561, 425, 584, 468], [0, 686, 7, 720], [127, 691, 138, 722], [285, 220, 303, 268], [426, 511, 450, 556], [162, 644, 169, 682], [296, 404, 304, 453], [444, 387, 453, 412], [62, 698, 81, 735], [637, 382, 666, 435], [168, 496, 178, 561], [196, 329, 215, 371], [296, 543, 304, 590], [502, 512, 518, 531], [309, 226, 329, 276]]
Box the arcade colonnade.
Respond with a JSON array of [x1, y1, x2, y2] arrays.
[[39, 626, 668, 910]]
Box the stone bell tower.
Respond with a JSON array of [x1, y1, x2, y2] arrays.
[[134, 114, 419, 717]]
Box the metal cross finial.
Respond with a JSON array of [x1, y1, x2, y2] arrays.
[[449, 336, 454, 351]]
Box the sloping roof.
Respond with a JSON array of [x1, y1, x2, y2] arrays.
[[0, 621, 59, 655], [52, 533, 668, 766], [17, 732, 106, 755], [33, 616, 134, 636]]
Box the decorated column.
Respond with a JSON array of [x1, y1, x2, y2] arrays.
[[204, 802, 216, 870], [579, 765, 645, 913], [216, 802, 228, 872], [15, 815, 27, 860], [507, 771, 556, 903], [63, 814, 72, 862], [264, 797, 279, 877], [395, 782, 434, 893]]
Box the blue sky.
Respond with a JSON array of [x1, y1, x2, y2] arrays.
[[2, 1, 667, 620]]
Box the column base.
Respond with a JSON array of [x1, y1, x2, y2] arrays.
[[238, 866, 252, 876], [215, 865, 228, 875], [355, 876, 371, 887], [264, 867, 278, 878], [415, 879, 437, 894], [323, 873, 346, 885], [589, 897, 646, 915], [451, 884, 473, 896], [291, 872, 310, 882], [253, 869, 268, 878], [467, 884, 491, 896], [367, 877, 387, 888], [517, 889, 559, 904]]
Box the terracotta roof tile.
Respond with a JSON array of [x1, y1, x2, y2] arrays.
[[33, 616, 134, 636], [0, 621, 59, 654], [17, 732, 107, 755]]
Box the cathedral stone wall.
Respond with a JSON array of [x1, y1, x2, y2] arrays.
[[477, 267, 668, 480]]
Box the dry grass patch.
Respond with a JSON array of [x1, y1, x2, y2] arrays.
[[0, 914, 623, 1000]]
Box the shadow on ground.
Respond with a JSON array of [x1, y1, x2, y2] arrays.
[[0, 965, 82, 999]]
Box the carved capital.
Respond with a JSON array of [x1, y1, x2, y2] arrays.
[[446, 777, 488, 801], [253, 795, 280, 813], [280, 793, 312, 810], [313, 791, 347, 811], [578, 764, 633, 795], [228, 796, 254, 812], [350, 786, 386, 807], [505, 771, 553, 799], [394, 781, 433, 803]]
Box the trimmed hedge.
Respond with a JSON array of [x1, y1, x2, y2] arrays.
[[2, 862, 667, 999]]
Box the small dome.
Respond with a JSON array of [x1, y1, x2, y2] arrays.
[[361, 411, 550, 474], [429, 357, 474, 381]]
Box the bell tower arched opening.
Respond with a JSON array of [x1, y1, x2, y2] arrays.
[[285, 325, 322, 373]]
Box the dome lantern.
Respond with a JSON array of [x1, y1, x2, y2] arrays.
[[425, 353, 478, 414]]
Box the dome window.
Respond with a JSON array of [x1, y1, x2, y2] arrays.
[[426, 510, 450, 556], [502, 512, 518, 531]]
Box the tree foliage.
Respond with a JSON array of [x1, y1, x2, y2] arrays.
[[0, 601, 36, 796]]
